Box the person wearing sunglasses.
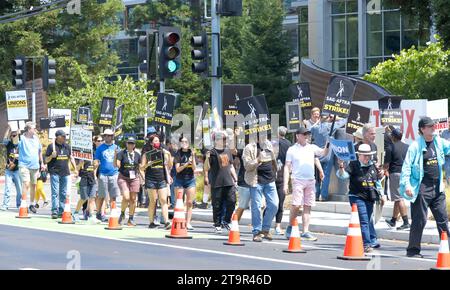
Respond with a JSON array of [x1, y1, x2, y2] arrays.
[[1, 131, 22, 211]]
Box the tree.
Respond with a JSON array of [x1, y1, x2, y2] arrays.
[[237, 0, 294, 121], [0, 0, 124, 99], [50, 66, 156, 132], [363, 37, 450, 102]]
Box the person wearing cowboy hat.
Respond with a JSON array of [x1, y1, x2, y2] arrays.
[[94, 128, 120, 222], [337, 143, 386, 253], [400, 117, 450, 258]]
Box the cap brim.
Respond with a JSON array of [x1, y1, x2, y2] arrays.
[[357, 151, 376, 155]]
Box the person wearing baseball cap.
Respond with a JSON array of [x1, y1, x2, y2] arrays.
[[45, 129, 78, 219], [400, 116, 450, 258], [115, 137, 141, 226], [337, 143, 386, 253], [283, 126, 330, 242], [94, 128, 120, 222]]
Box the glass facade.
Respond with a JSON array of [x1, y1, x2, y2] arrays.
[[365, 0, 429, 71], [298, 6, 309, 59], [331, 0, 359, 75]]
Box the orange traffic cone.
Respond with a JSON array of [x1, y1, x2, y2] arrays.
[[283, 218, 306, 253], [224, 213, 245, 246], [166, 190, 192, 239], [16, 193, 30, 219], [337, 203, 371, 260], [58, 197, 75, 224], [431, 231, 450, 270], [105, 201, 122, 230]]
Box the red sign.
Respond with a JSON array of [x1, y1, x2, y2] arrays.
[[372, 109, 416, 140], [72, 151, 93, 160]]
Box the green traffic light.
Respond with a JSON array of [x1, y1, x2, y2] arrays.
[[167, 60, 179, 73]]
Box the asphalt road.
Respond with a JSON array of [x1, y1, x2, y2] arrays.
[[0, 209, 443, 270]]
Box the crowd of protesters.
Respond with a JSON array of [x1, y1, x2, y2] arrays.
[[2, 114, 450, 258]]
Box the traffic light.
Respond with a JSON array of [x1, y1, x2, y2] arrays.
[[191, 31, 209, 78], [12, 56, 26, 89], [138, 32, 149, 75], [158, 26, 181, 79], [43, 55, 56, 90]]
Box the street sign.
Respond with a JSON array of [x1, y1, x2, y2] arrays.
[[6, 90, 28, 121]]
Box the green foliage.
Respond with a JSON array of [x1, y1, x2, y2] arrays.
[[50, 71, 156, 131], [117, 139, 146, 149], [364, 37, 450, 101]]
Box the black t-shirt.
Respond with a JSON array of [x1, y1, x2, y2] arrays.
[[237, 149, 249, 187], [78, 160, 95, 185], [6, 141, 19, 171], [384, 141, 409, 173], [423, 141, 439, 185], [355, 142, 378, 163], [144, 149, 165, 182], [175, 149, 194, 180], [46, 142, 71, 177], [209, 148, 234, 188], [346, 161, 380, 202], [257, 160, 275, 184], [277, 138, 292, 166], [117, 150, 141, 179]]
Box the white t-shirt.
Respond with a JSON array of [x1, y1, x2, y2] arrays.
[[286, 143, 324, 180]]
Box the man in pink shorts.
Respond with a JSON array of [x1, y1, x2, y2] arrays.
[[284, 127, 329, 241]]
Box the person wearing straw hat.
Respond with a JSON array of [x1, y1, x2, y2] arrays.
[[337, 143, 386, 253], [400, 117, 450, 258]]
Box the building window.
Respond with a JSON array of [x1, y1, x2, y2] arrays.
[[366, 0, 429, 71], [298, 6, 309, 59], [331, 0, 359, 75]]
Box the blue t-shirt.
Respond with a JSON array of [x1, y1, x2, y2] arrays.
[[18, 135, 42, 170], [94, 143, 119, 176]]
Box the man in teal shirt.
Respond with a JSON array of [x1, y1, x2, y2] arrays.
[[400, 117, 450, 258]]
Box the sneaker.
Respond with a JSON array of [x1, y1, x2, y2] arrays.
[[0, 206, 7, 211], [260, 231, 273, 241], [42, 201, 49, 208], [397, 223, 410, 231], [186, 224, 194, 231], [96, 214, 108, 223], [214, 226, 222, 234], [34, 203, 39, 209], [222, 223, 231, 232], [164, 222, 172, 230], [385, 218, 396, 228], [301, 232, 318, 241], [371, 242, 381, 249], [154, 215, 161, 226], [127, 219, 137, 227], [73, 213, 81, 222], [364, 246, 374, 253], [274, 227, 284, 236], [253, 233, 263, 242], [51, 213, 58, 219], [119, 213, 125, 225], [148, 222, 159, 229], [29, 205, 37, 214], [407, 252, 424, 258], [88, 216, 101, 224]]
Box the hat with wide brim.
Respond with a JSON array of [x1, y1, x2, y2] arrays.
[[357, 143, 376, 155]]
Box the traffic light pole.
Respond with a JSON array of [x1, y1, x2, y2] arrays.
[[211, 0, 222, 125], [31, 58, 36, 123]]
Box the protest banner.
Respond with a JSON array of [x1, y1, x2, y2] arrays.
[[6, 90, 28, 121], [322, 76, 356, 119], [153, 93, 175, 127], [70, 125, 93, 161], [330, 138, 356, 161], [99, 97, 116, 126], [346, 104, 371, 135]]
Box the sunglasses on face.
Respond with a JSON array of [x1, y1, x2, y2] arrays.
[[11, 134, 17, 137]]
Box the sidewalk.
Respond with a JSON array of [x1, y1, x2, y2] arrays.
[[0, 180, 442, 244]]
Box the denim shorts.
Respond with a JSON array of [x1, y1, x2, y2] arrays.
[[145, 180, 167, 190], [98, 174, 119, 199], [79, 183, 97, 200], [174, 178, 196, 189]]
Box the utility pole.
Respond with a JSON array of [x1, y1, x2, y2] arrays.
[[211, 0, 222, 124]]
